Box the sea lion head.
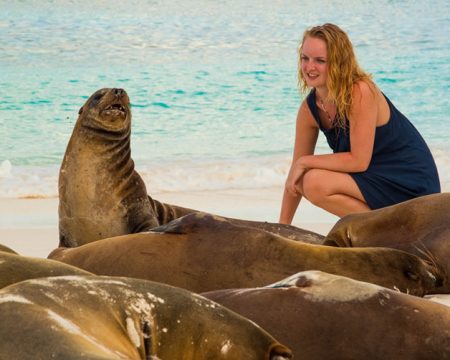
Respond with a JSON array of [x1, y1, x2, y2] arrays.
[[78, 88, 131, 133], [367, 247, 444, 296]]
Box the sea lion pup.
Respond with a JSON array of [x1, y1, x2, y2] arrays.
[[48, 212, 440, 296], [324, 193, 450, 293], [0, 276, 292, 360], [0, 250, 91, 289], [202, 271, 450, 360], [58, 88, 159, 247]]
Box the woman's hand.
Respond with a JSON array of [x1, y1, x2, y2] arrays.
[[285, 160, 307, 196]]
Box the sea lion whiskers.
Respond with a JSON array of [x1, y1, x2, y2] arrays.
[[415, 243, 446, 288], [415, 242, 437, 266]]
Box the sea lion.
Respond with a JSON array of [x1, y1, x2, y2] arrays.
[[146, 201, 325, 243], [58, 88, 159, 247], [226, 217, 325, 244], [324, 193, 450, 293], [0, 275, 292, 359], [59, 87, 323, 247], [203, 271, 450, 359], [48, 212, 441, 295], [0, 243, 18, 254], [0, 250, 91, 289]]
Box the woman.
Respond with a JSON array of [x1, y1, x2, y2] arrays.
[[279, 23, 440, 224]]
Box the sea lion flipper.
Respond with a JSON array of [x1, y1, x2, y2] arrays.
[[151, 219, 187, 234], [151, 212, 230, 234], [148, 196, 197, 226]]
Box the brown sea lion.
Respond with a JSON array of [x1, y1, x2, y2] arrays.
[[203, 271, 450, 360], [150, 202, 325, 244], [48, 212, 441, 295], [0, 250, 91, 289], [324, 193, 450, 293], [59, 88, 323, 247], [58, 88, 159, 247], [0, 244, 18, 254], [0, 275, 292, 359], [225, 217, 325, 244]]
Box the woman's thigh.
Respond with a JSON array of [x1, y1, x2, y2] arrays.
[[301, 168, 366, 203]]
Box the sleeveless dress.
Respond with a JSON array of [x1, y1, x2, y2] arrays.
[[306, 90, 441, 209]]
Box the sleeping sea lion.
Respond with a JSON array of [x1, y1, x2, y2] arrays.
[[324, 193, 450, 293], [203, 271, 450, 359], [147, 201, 325, 243], [0, 249, 91, 289], [0, 243, 18, 254], [48, 212, 441, 295], [0, 275, 292, 359]]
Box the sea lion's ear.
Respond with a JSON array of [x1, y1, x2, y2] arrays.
[[78, 106, 83, 115]]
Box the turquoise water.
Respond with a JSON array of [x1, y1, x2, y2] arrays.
[[1, 0, 449, 197]]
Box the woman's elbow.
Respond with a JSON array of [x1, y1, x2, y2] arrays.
[[352, 156, 371, 172]]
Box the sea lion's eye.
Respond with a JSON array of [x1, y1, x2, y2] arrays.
[[405, 271, 419, 281], [93, 93, 103, 101]]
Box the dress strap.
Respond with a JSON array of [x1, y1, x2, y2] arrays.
[[306, 89, 323, 129]]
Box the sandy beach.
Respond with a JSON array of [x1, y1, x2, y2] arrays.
[[1, 187, 449, 309], [0, 186, 337, 258]]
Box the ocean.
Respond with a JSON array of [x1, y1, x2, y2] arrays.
[[1, 0, 449, 198]]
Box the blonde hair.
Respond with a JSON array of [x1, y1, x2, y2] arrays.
[[298, 23, 372, 128]]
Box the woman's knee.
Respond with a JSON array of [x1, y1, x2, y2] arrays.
[[302, 169, 328, 205]]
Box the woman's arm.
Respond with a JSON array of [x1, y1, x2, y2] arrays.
[[297, 81, 378, 173], [279, 100, 319, 224]]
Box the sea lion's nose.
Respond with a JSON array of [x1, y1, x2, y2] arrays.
[[113, 88, 125, 97]]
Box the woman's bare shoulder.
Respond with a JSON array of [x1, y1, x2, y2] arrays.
[[356, 79, 388, 105], [351, 79, 389, 125], [353, 79, 379, 99]]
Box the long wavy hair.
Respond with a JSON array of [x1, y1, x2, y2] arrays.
[[298, 23, 372, 128]]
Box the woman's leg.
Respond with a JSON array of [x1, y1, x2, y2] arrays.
[[297, 168, 370, 217]]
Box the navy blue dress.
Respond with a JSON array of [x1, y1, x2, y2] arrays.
[[306, 90, 441, 209]]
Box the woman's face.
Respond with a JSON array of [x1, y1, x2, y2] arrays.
[[301, 36, 328, 89]]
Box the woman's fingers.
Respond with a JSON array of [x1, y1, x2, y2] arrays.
[[286, 179, 299, 196], [285, 164, 306, 196]]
